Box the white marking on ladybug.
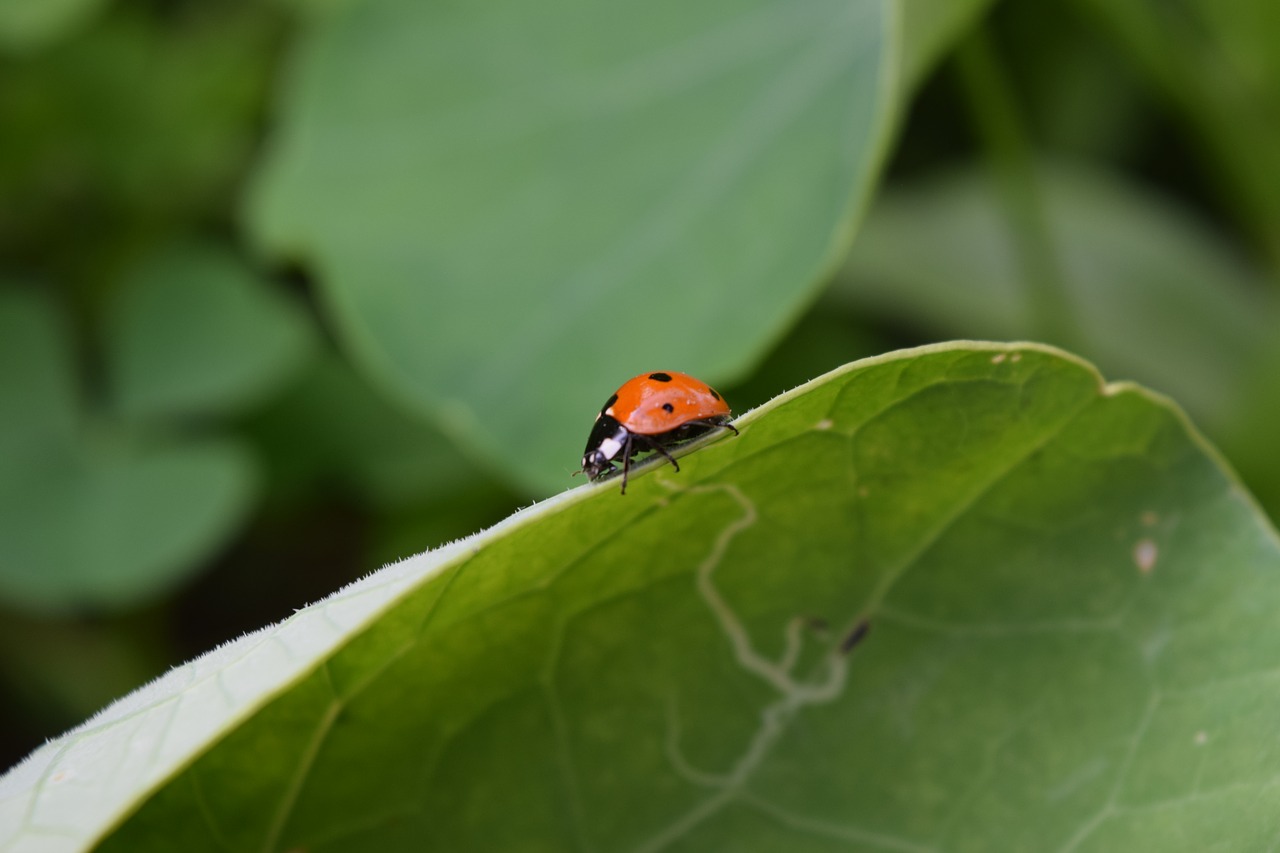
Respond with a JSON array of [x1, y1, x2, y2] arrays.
[[598, 436, 623, 460]]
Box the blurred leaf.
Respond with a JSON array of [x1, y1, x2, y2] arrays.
[[3, 344, 1277, 851], [249, 351, 508, 510], [898, 0, 997, 91], [105, 241, 315, 420], [367, 485, 521, 570], [836, 162, 1272, 431], [0, 0, 105, 54], [0, 433, 257, 614], [0, 287, 78, 461], [995, 1, 1149, 161], [248, 0, 897, 494], [722, 298, 886, 412], [0, 289, 258, 613], [0, 4, 281, 275], [1075, 0, 1280, 269], [1220, 337, 1280, 523], [0, 613, 168, 727]]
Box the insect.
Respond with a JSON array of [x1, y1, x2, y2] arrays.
[[579, 371, 738, 494]]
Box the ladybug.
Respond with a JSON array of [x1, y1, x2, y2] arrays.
[[580, 371, 738, 494]]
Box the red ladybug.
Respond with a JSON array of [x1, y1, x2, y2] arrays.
[[580, 371, 738, 494]]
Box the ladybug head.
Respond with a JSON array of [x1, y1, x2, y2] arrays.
[[580, 415, 629, 482], [580, 448, 614, 481]]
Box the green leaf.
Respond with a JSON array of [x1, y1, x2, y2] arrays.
[[0, 4, 280, 264], [105, 241, 315, 420], [0, 438, 257, 612], [0, 287, 78, 461], [0, 288, 258, 612], [1219, 337, 1280, 524], [897, 0, 998, 91], [1076, 0, 1280, 269], [835, 162, 1272, 432], [4, 343, 1276, 851], [0, 0, 106, 54], [248, 350, 508, 509], [247, 0, 897, 494]]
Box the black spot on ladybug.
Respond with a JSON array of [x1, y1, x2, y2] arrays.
[[662, 403, 675, 413], [648, 372, 673, 382], [710, 388, 722, 400], [602, 393, 618, 412]]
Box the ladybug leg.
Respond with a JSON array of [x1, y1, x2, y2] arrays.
[[685, 418, 738, 436], [620, 431, 635, 495], [646, 441, 681, 473], [630, 434, 680, 474]]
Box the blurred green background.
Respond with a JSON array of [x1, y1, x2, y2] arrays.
[[1, 0, 1277, 772]]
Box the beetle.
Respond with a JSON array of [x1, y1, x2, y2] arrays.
[[579, 371, 738, 494]]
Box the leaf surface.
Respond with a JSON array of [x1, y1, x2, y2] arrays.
[[105, 241, 314, 420], [0, 0, 105, 53], [2, 343, 1277, 851], [248, 0, 897, 493], [836, 163, 1272, 432], [0, 289, 256, 612], [1076, 0, 1280, 267]]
